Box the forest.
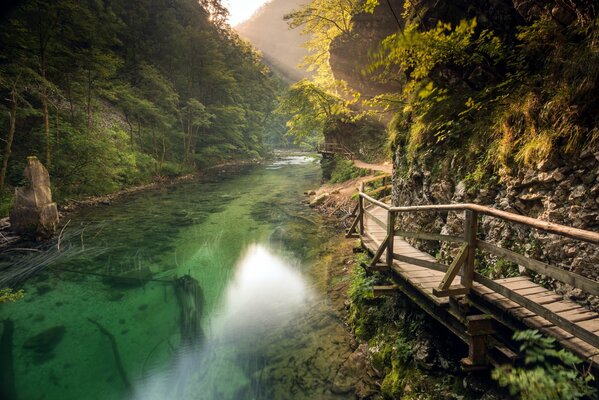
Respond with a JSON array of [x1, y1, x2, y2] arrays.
[[0, 0, 289, 214]]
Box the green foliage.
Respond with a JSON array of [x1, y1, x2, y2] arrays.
[[348, 256, 376, 338], [277, 79, 352, 144], [0, 288, 24, 304], [369, 18, 507, 161], [285, 0, 376, 79], [0, 0, 287, 212], [488, 17, 599, 175], [329, 157, 369, 183], [492, 330, 596, 400]]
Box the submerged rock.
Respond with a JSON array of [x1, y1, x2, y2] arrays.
[[23, 326, 66, 354], [9, 156, 59, 239]]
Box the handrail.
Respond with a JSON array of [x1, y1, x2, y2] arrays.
[[354, 189, 599, 356], [316, 143, 355, 158], [359, 192, 599, 245]]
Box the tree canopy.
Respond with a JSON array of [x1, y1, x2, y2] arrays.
[[0, 0, 287, 206]]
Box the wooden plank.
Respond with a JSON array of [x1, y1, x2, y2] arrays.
[[437, 244, 469, 292], [394, 230, 465, 243], [559, 337, 599, 362], [514, 286, 550, 296], [494, 276, 531, 284], [501, 279, 539, 291], [393, 253, 449, 274], [578, 318, 599, 332], [477, 240, 599, 297], [558, 310, 598, 323], [403, 270, 443, 279], [474, 272, 599, 349], [543, 302, 582, 314]]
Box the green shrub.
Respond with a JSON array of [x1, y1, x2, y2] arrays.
[[330, 157, 369, 183], [492, 330, 596, 400]]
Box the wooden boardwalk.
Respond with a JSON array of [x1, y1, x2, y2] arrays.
[[348, 192, 599, 368]]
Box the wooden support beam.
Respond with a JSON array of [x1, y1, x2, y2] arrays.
[[368, 263, 389, 272], [436, 244, 469, 292], [462, 315, 495, 369], [370, 235, 389, 268], [393, 253, 449, 274], [373, 285, 399, 297], [358, 187, 364, 235], [386, 210, 395, 268], [461, 210, 478, 290], [433, 285, 470, 297], [345, 213, 361, 238]]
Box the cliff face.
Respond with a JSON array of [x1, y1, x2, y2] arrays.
[[328, 0, 599, 306], [391, 143, 599, 308], [235, 0, 310, 82]]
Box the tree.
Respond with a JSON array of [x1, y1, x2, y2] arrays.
[[277, 78, 351, 141]]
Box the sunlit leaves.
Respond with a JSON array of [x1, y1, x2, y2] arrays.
[[277, 79, 352, 141]]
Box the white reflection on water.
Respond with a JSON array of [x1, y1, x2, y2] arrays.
[[134, 244, 313, 399], [212, 244, 313, 337], [265, 155, 316, 169]]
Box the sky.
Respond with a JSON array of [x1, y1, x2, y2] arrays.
[[224, 0, 270, 26]]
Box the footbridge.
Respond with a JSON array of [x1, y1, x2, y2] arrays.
[[347, 185, 599, 369]]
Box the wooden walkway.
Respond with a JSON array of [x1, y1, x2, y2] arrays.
[[348, 191, 599, 368]]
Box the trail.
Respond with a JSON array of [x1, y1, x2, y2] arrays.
[[352, 159, 392, 174]]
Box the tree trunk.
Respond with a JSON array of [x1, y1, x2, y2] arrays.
[[86, 70, 93, 130], [137, 121, 143, 151], [124, 112, 134, 149], [42, 87, 50, 170], [0, 87, 18, 192]]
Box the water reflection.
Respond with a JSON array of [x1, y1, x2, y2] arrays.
[[134, 244, 313, 399]]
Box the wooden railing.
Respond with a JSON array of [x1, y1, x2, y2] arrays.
[[347, 190, 599, 350], [316, 143, 355, 160]]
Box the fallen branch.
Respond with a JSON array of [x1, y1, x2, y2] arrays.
[[87, 318, 132, 393]]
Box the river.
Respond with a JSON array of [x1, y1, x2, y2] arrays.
[[1, 156, 359, 400]]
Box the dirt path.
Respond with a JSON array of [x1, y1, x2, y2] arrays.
[[353, 159, 392, 174]]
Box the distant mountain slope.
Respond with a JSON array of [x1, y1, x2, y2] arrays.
[[235, 0, 310, 82]]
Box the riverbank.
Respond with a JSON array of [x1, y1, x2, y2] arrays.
[[307, 174, 505, 399], [0, 158, 264, 250]]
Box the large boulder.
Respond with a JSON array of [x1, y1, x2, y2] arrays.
[[9, 156, 59, 239]]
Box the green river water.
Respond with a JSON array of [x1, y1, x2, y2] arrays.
[[1, 156, 357, 400]]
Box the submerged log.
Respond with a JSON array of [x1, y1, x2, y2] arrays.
[[174, 274, 204, 346], [0, 319, 17, 400]]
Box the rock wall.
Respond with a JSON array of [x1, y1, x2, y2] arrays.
[[391, 144, 599, 309]]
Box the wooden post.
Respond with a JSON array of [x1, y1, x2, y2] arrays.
[[461, 315, 494, 369], [386, 210, 395, 268], [359, 183, 365, 236], [461, 210, 477, 289]]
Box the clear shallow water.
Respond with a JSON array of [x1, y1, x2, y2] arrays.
[[1, 156, 355, 400]]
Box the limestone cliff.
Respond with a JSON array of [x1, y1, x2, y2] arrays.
[[328, 0, 599, 306]]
